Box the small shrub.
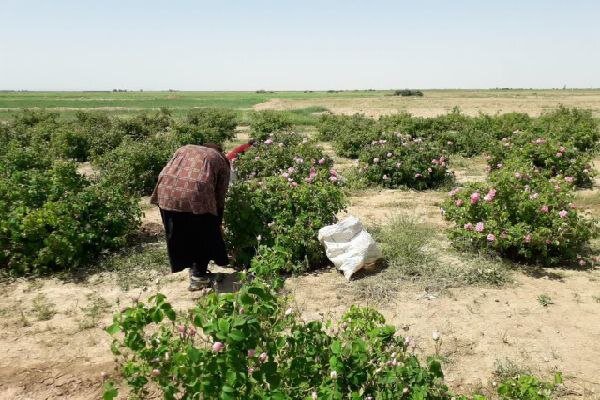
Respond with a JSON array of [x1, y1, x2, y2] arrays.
[[96, 134, 179, 196], [537, 294, 553, 307], [392, 89, 424, 97], [224, 177, 345, 269], [106, 281, 458, 399], [74, 111, 121, 159], [442, 167, 597, 265], [487, 137, 595, 187], [234, 132, 333, 181], [497, 373, 562, 400], [331, 114, 379, 158], [51, 127, 91, 161], [31, 293, 57, 321], [249, 110, 293, 140], [175, 108, 238, 146], [359, 136, 453, 189], [0, 158, 141, 275], [113, 108, 174, 140], [533, 106, 599, 152]]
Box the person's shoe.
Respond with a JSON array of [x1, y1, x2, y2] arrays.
[[188, 275, 212, 291]]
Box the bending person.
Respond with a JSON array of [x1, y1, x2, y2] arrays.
[[150, 143, 230, 291]]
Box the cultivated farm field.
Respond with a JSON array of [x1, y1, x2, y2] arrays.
[[1, 90, 600, 399]]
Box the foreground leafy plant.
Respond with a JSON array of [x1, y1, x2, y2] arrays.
[[107, 280, 565, 400], [107, 281, 456, 399]]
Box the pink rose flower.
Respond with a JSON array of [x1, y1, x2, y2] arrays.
[[484, 189, 496, 202], [318, 158, 326, 165], [475, 222, 485, 232], [281, 172, 289, 178], [247, 349, 256, 357], [264, 138, 273, 145], [449, 188, 460, 197], [464, 222, 474, 231], [540, 205, 549, 213], [329, 176, 338, 183], [455, 199, 464, 207], [565, 176, 574, 183], [470, 192, 480, 204], [524, 234, 532, 243], [212, 342, 224, 353], [556, 152, 563, 158], [291, 181, 298, 187], [487, 233, 496, 242], [559, 210, 568, 218]]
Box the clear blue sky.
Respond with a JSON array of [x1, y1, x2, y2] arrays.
[[1, 0, 599, 90]]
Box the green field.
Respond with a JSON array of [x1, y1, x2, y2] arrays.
[[2, 89, 600, 122], [0, 90, 381, 118]]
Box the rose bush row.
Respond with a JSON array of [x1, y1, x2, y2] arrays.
[[442, 166, 597, 266], [316, 106, 598, 159], [0, 147, 141, 275], [2, 108, 238, 163], [105, 280, 562, 400]]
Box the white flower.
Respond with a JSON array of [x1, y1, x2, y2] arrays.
[[330, 370, 338, 380], [432, 330, 441, 341]]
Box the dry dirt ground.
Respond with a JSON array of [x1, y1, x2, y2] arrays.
[[254, 89, 600, 118], [1, 146, 600, 399]]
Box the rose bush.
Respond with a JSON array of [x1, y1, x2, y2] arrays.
[[95, 134, 180, 196], [249, 110, 293, 140], [234, 132, 334, 181], [226, 131, 345, 271], [0, 155, 141, 275], [224, 176, 345, 270], [358, 136, 453, 189], [442, 166, 597, 265], [174, 108, 238, 146], [106, 279, 562, 400], [106, 281, 458, 400], [486, 136, 596, 188], [533, 106, 599, 152]]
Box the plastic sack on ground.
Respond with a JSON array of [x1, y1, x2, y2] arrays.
[[318, 215, 382, 280]]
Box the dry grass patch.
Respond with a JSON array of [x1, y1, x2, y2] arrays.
[[344, 216, 511, 304]]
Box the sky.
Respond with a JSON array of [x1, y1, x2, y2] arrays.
[[1, 0, 599, 91]]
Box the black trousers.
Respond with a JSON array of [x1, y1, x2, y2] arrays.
[[159, 209, 228, 275]]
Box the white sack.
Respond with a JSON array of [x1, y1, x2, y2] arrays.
[[318, 215, 382, 280]]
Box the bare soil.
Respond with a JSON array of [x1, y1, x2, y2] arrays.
[[1, 131, 600, 400]]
